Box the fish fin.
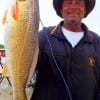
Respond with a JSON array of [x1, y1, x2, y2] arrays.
[[2, 9, 8, 25], [11, 2, 18, 20]]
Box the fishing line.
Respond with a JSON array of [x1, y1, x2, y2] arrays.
[[40, 19, 73, 100]]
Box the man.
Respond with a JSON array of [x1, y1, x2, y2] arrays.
[[31, 0, 100, 100]]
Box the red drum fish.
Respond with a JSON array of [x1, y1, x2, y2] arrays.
[[3, 0, 39, 99]]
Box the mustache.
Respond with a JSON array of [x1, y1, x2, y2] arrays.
[[67, 9, 81, 15]]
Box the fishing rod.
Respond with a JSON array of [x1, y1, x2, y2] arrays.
[[40, 19, 73, 100]]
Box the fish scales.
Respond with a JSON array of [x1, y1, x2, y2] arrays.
[[4, 0, 39, 100]]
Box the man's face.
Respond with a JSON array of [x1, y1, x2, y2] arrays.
[[61, 0, 86, 24]]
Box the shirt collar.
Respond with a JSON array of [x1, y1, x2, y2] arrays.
[[51, 21, 94, 43]]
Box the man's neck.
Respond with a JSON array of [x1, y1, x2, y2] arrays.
[[63, 22, 83, 32]]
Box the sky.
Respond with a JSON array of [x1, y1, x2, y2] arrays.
[[0, 0, 100, 45]]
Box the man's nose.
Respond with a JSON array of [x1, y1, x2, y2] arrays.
[[70, 1, 81, 8]]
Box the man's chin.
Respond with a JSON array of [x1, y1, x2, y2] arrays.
[[68, 19, 81, 25], [67, 17, 81, 23]]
